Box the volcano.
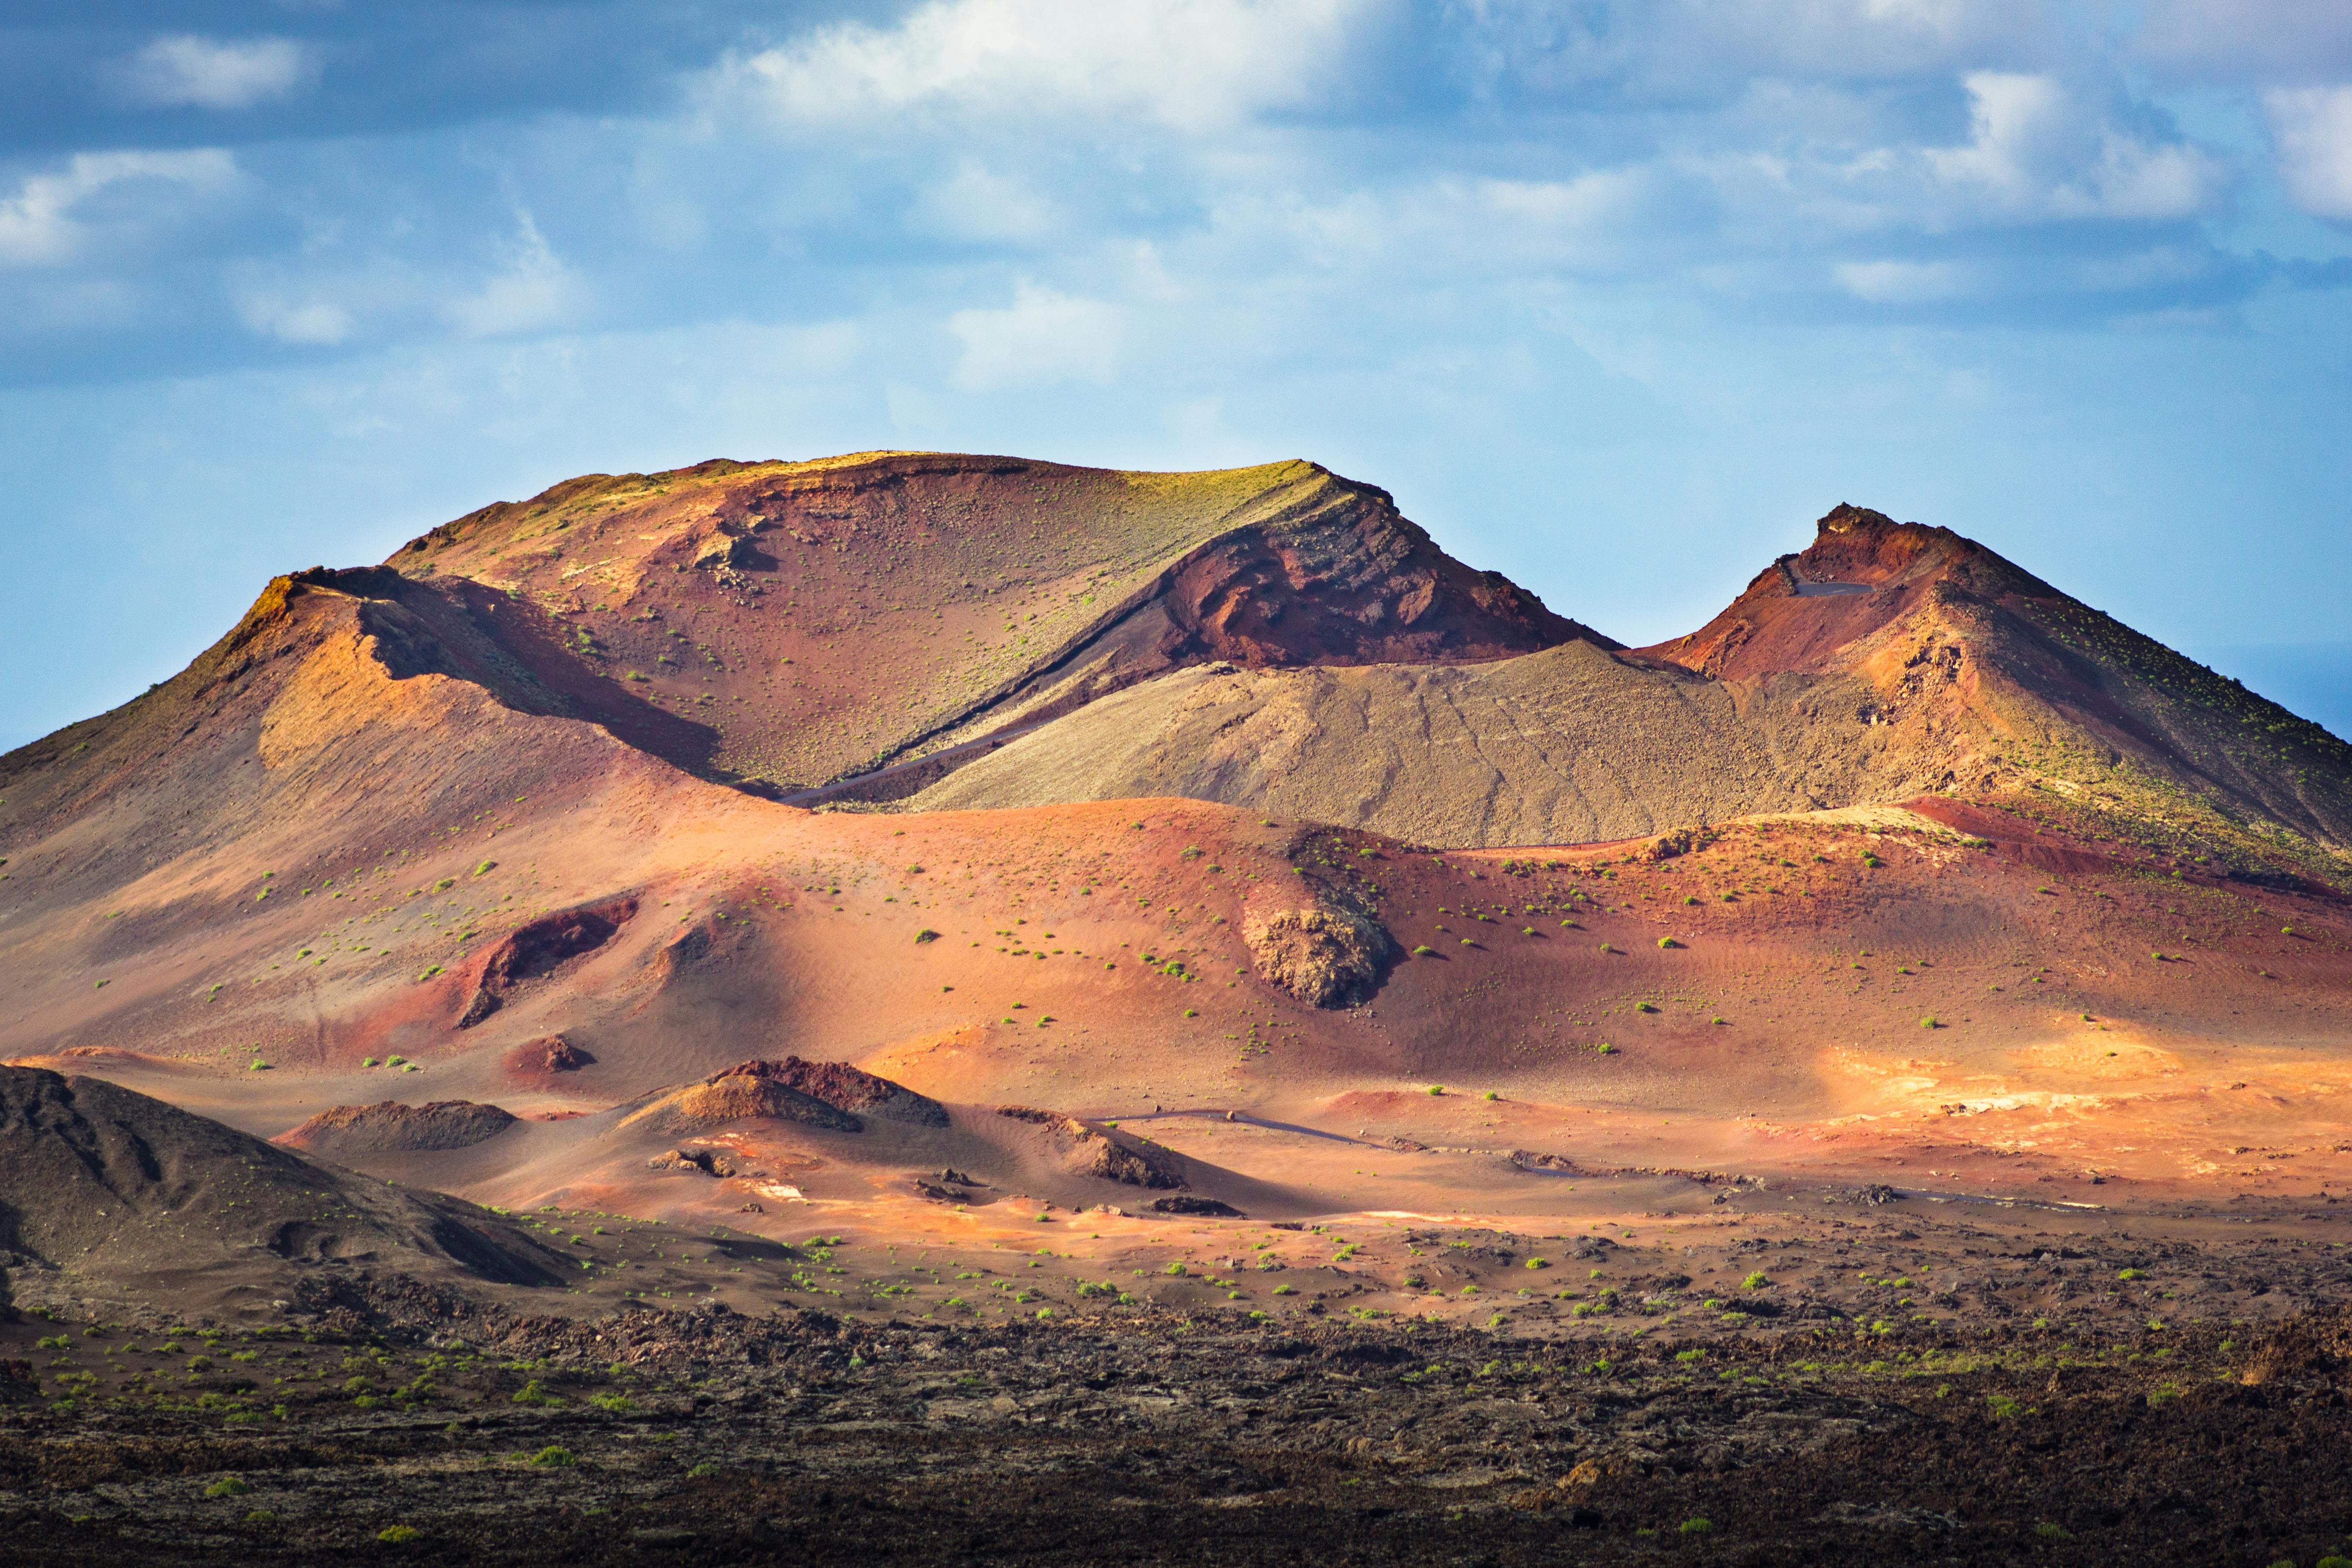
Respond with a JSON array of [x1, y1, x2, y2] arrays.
[[0, 454, 2347, 1242]]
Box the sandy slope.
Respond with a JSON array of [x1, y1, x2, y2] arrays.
[[892, 641, 1942, 843]]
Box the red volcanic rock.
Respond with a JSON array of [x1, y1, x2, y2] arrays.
[[459, 900, 638, 1028], [507, 1034, 594, 1075]]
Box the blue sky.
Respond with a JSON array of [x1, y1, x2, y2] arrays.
[[3, 0, 2350, 749]]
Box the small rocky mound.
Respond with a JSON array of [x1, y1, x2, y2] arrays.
[[996, 1107, 1185, 1190], [648, 1147, 744, 1178], [506, 1034, 594, 1075], [278, 1100, 519, 1155], [666, 1070, 862, 1133], [1241, 894, 1395, 1009], [732, 1057, 950, 1127], [650, 1057, 947, 1134], [1150, 1195, 1241, 1217], [912, 1169, 992, 1204]]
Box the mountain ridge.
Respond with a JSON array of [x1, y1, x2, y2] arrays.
[[895, 500, 2352, 868], [373, 451, 1597, 794]]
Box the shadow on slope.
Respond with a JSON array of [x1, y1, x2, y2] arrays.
[[0, 1067, 576, 1321]]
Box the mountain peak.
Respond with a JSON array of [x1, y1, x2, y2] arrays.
[[1816, 501, 1900, 534]]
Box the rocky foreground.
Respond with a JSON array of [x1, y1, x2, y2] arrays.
[[6, 1201, 2351, 1567]]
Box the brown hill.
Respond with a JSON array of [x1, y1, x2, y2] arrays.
[[379, 451, 1595, 795], [1638, 505, 2352, 860], [890, 505, 2352, 875], [0, 1066, 573, 1318]]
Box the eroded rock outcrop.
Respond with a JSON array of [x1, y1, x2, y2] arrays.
[[996, 1107, 1186, 1189], [458, 898, 639, 1028], [1242, 892, 1396, 1009], [648, 1147, 743, 1178]]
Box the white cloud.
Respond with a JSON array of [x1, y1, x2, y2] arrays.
[[915, 161, 1059, 243], [723, 0, 1380, 135], [1834, 258, 1971, 302], [2266, 86, 2352, 220], [948, 282, 1123, 390], [442, 214, 583, 338], [237, 293, 355, 346], [0, 149, 237, 267], [1925, 72, 2223, 220], [118, 35, 313, 110]]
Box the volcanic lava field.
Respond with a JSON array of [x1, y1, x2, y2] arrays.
[[3, 452, 2350, 1565]]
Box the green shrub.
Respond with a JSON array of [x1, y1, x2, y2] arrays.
[[914, 928, 940, 944], [376, 1525, 419, 1543], [527, 1445, 576, 1469], [1742, 1271, 1770, 1290], [1679, 1518, 1713, 1535], [205, 1477, 250, 1498], [1427, 1084, 1444, 1096]]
